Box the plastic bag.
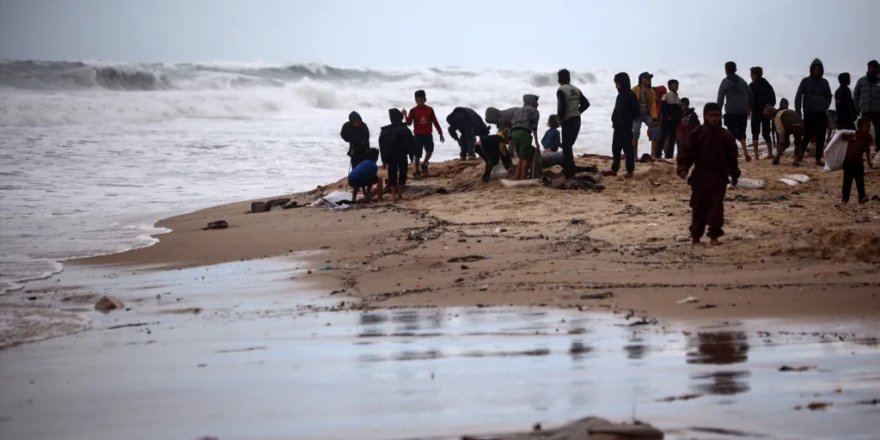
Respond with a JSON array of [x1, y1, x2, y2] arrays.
[[489, 163, 509, 180], [824, 129, 854, 171]]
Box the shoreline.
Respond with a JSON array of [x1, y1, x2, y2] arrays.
[[77, 154, 880, 322]]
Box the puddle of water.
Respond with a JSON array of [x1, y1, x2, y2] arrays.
[[0, 259, 878, 440]]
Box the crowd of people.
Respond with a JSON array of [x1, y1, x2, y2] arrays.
[[340, 60, 879, 243]]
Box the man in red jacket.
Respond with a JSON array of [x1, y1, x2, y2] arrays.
[[403, 90, 445, 179]]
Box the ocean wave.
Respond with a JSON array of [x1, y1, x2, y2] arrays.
[[0, 60, 410, 91]]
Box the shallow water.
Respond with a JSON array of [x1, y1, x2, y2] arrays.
[[1, 259, 878, 440]]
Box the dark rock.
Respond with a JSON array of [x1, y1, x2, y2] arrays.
[[95, 295, 124, 312]]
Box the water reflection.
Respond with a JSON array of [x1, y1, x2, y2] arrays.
[[691, 370, 751, 395], [624, 334, 649, 360], [687, 331, 749, 365]]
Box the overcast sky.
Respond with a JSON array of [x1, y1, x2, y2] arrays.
[[0, 0, 876, 73]]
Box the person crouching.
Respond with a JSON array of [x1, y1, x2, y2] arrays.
[[677, 103, 741, 246], [347, 148, 383, 203]]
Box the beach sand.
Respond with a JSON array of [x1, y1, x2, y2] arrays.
[[82, 152, 880, 321]]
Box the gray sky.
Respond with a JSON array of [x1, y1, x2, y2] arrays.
[[0, 0, 876, 72]]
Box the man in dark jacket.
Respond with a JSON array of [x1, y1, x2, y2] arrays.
[[378, 109, 415, 203], [603, 72, 639, 177], [447, 107, 490, 165], [749, 66, 776, 160], [835, 73, 857, 130], [556, 68, 591, 178], [854, 60, 880, 150], [677, 103, 741, 246], [717, 61, 753, 161], [795, 58, 833, 166], [340, 111, 370, 168]]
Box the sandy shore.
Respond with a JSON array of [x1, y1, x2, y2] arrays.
[[81, 151, 880, 321]]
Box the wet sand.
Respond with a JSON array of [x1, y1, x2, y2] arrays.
[[1, 259, 879, 440], [3, 151, 880, 439], [82, 152, 880, 321]]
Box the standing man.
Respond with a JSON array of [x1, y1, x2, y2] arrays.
[[748, 66, 776, 160], [854, 60, 880, 150], [632, 72, 658, 159], [677, 103, 741, 246], [556, 68, 591, 178], [794, 59, 832, 166], [717, 61, 753, 162], [835, 73, 857, 130], [603, 72, 639, 178], [340, 111, 370, 168]]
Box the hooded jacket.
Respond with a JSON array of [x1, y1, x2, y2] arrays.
[[378, 109, 415, 165], [485, 107, 518, 129], [446, 107, 489, 140], [717, 73, 753, 115], [511, 94, 540, 131], [854, 72, 880, 114], [612, 73, 640, 130], [340, 111, 370, 157], [794, 59, 832, 114], [749, 77, 776, 115]]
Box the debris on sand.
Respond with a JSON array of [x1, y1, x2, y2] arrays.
[[448, 255, 488, 263], [94, 295, 124, 312], [779, 365, 815, 372], [460, 416, 663, 440], [676, 296, 699, 304], [203, 220, 228, 230], [580, 292, 613, 300], [656, 393, 702, 402]]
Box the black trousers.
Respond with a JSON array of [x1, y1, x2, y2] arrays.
[[801, 112, 828, 161], [690, 183, 727, 239], [657, 120, 678, 159], [842, 158, 865, 202], [611, 128, 634, 173], [561, 116, 581, 178], [751, 115, 772, 144], [386, 155, 408, 186], [476, 142, 513, 182]]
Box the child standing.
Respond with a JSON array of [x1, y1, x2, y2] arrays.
[[604, 72, 639, 177], [835, 73, 857, 130], [676, 98, 701, 153], [404, 90, 445, 179], [658, 79, 682, 159], [347, 148, 383, 203], [839, 117, 875, 205], [379, 109, 416, 203], [510, 94, 541, 180], [541, 114, 561, 152], [677, 103, 741, 246]]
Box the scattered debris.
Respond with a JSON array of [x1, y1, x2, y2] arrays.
[[779, 365, 815, 372], [106, 322, 151, 330], [447, 255, 488, 263], [580, 292, 613, 300], [94, 295, 124, 312], [203, 220, 228, 230], [478, 285, 489, 291], [656, 393, 702, 402], [676, 296, 699, 304], [697, 304, 717, 310]]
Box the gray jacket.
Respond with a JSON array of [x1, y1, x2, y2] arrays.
[[717, 73, 753, 115], [794, 58, 832, 114], [854, 76, 880, 114], [511, 94, 540, 131]]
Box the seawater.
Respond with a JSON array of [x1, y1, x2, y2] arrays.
[[0, 60, 807, 292]]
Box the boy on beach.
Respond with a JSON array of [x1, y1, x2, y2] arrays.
[[556, 68, 590, 178], [677, 103, 741, 246], [631, 72, 658, 159], [657, 79, 682, 159], [541, 114, 561, 152], [340, 111, 370, 168], [447, 107, 489, 165], [604, 72, 639, 177], [347, 148, 383, 203], [476, 127, 514, 182], [404, 90, 445, 179], [838, 117, 875, 206], [764, 104, 805, 165], [835, 73, 857, 130], [676, 98, 700, 152], [749, 66, 776, 160], [379, 109, 415, 203], [510, 94, 541, 180]]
